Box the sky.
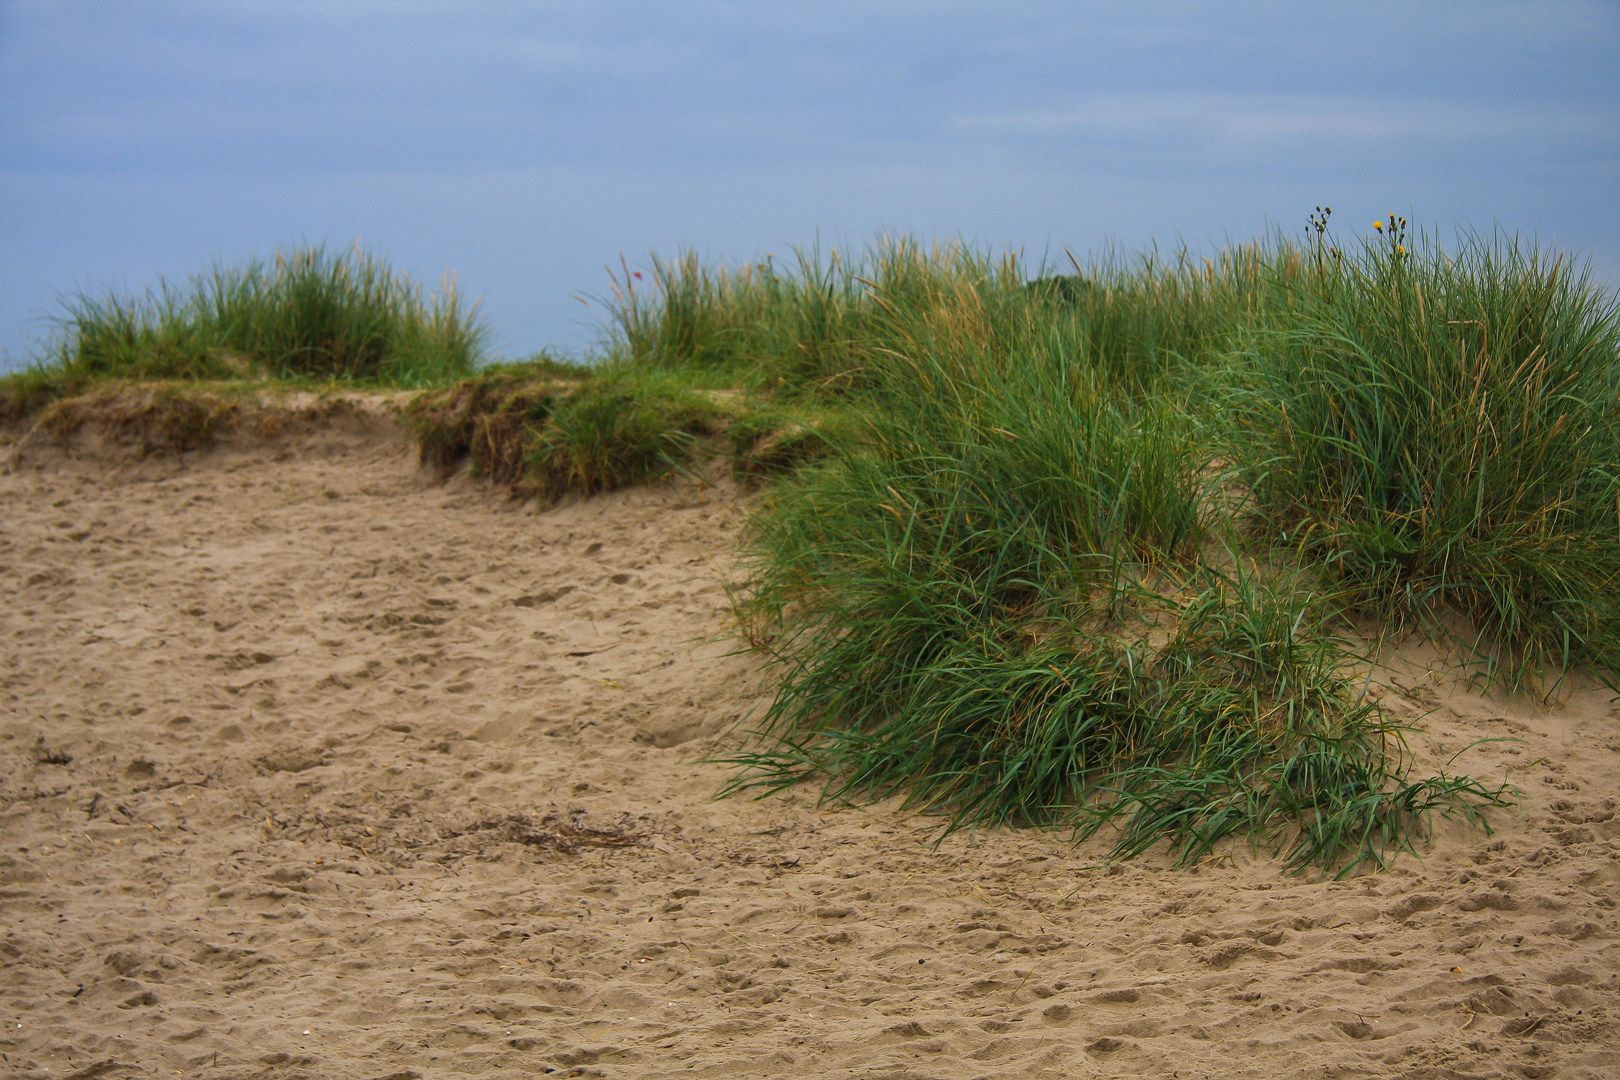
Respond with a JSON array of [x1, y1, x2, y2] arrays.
[[2, 0, 1617, 370]]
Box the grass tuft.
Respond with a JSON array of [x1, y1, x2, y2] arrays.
[[2, 245, 488, 424], [1229, 229, 1620, 693], [524, 375, 731, 499], [723, 558, 1511, 876]]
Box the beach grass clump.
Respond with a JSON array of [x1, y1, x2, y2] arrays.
[[631, 222, 1619, 873], [605, 246, 875, 389], [716, 313, 1511, 873], [726, 550, 1508, 874], [32, 245, 486, 394], [610, 241, 1015, 396], [1229, 225, 1620, 691], [1080, 564, 1510, 873]]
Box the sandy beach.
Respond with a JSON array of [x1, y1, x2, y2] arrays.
[[2, 401, 1617, 1079]]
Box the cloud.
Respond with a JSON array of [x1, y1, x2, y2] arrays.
[[950, 93, 1617, 146], [2, 0, 1616, 368]]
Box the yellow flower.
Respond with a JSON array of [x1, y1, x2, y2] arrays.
[[1397, 245, 1406, 255], [1373, 221, 1383, 231]]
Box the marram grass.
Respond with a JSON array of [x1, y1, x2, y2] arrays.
[[612, 223, 1610, 874], [715, 317, 1515, 874], [1228, 228, 1620, 695], [723, 559, 1509, 876], [10, 219, 1612, 874], [598, 226, 1620, 687], [19, 244, 487, 401]]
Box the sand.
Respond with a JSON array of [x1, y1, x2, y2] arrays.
[[1, 399, 1617, 1080]]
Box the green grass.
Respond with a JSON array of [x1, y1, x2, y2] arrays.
[[724, 557, 1508, 875], [1227, 227, 1620, 694], [10, 219, 1612, 874], [727, 403, 841, 482], [595, 222, 1610, 873], [523, 373, 733, 499], [599, 235, 1278, 398], [2, 245, 487, 422], [404, 222, 1612, 873]]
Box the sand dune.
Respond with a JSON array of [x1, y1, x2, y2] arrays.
[[1, 401, 1617, 1079]]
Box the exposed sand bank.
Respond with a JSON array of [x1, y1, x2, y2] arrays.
[[1, 403, 1616, 1079]]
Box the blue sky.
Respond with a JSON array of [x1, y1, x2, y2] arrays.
[[2, 0, 1617, 369]]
